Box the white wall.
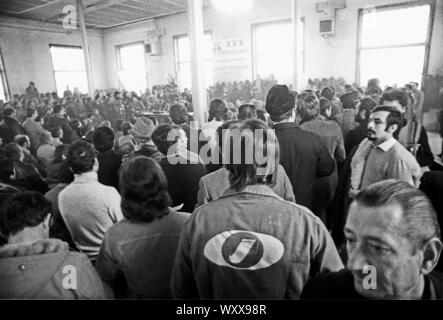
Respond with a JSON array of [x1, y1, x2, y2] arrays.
[[103, 0, 443, 89], [0, 16, 107, 95]]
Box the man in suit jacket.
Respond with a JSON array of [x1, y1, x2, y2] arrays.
[[0, 107, 25, 144], [46, 104, 76, 144], [265, 85, 335, 210], [22, 107, 47, 154]]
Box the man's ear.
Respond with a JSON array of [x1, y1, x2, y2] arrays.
[[387, 124, 398, 135], [421, 237, 442, 275]]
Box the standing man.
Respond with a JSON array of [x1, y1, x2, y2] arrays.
[[25, 82, 39, 101], [350, 106, 421, 194], [266, 85, 335, 210]]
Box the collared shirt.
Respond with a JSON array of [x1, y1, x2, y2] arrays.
[[361, 138, 421, 189], [59, 172, 123, 260], [171, 184, 343, 299]]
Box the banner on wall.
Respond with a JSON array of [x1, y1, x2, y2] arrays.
[[213, 38, 251, 83]]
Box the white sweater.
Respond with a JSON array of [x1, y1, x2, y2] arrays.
[[59, 172, 123, 260]]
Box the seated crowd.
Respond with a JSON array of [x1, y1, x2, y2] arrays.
[[0, 78, 442, 300]]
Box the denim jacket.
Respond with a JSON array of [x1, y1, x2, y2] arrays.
[[171, 185, 343, 299]]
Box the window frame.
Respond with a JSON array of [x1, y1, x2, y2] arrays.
[[0, 46, 10, 101], [251, 18, 305, 82], [173, 31, 213, 90], [49, 44, 87, 96], [356, 0, 436, 85], [115, 41, 147, 90]]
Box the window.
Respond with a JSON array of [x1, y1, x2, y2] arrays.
[[358, 3, 432, 87], [253, 19, 305, 84], [0, 48, 9, 102], [50, 45, 88, 97], [174, 33, 213, 91], [117, 42, 146, 93]]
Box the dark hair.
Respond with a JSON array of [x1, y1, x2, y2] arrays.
[[224, 119, 280, 191], [371, 105, 404, 138], [53, 144, 69, 164], [53, 103, 63, 114], [216, 120, 244, 153], [354, 180, 441, 249], [3, 143, 23, 161], [50, 126, 62, 138], [209, 99, 228, 121], [119, 156, 171, 222], [3, 107, 15, 117], [380, 89, 408, 108], [169, 104, 188, 125], [121, 122, 133, 136], [0, 192, 52, 238], [356, 97, 377, 122], [151, 124, 181, 155], [340, 92, 356, 110], [66, 140, 96, 174], [320, 87, 334, 100], [297, 93, 320, 123], [26, 107, 36, 118], [58, 161, 75, 184], [238, 104, 257, 121], [256, 110, 267, 123], [93, 126, 115, 152], [319, 98, 332, 117], [0, 159, 14, 181], [13, 134, 30, 148]]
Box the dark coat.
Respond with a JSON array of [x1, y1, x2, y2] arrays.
[[46, 115, 76, 144], [97, 150, 123, 191], [344, 121, 368, 156], [0, 117, 25, 144], [301, 269, 443, 300], [273, 122, 335, 210]]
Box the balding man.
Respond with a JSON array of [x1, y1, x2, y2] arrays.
[[302, 180, 443, 299]]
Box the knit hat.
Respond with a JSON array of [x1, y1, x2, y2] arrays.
[[265, 85, 295, 119], [129, 116, 155, 139]]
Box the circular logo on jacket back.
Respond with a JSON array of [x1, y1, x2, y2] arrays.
[[204, 230, 284, 270]]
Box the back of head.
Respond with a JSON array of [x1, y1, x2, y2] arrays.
[[0, 159, 14, 181], [357, 97, 377, 122], [224, 119, 279, 191], [93, 126, 115, 152], [53, 103, 63, 114], [265, 85, 295, 122], [0, 192, 52, 239], [4, 143, 23, 161], [238, 104, 257, 121], [169, 104, 188, 125], [354, 180, 440, 247], [319, 98, 332, 117], [119, 156, 171, 222], [151, 124, 181, 155], [121, 122, 133, 136], [26, 107, 36, 118], [3, 107, 15, 118], [340, 92, 356, 110], [66, 140, 96, 175], [297, 93, 320, 123], [13, 135, 29, 148], [209, 99, 228, 122], [320, 87, 334, 101], [380, 89, 408, 108]]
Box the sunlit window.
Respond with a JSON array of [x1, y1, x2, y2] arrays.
[[117, 43, 146, 94], [174, 33, 213, 91], [253, 19, 305, 85], [50, 45, 87, 97], [0, 48, 8, 102], [359, 4, 431, 88]]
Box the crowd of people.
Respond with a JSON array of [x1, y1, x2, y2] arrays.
[[0, 77, 442, 300]]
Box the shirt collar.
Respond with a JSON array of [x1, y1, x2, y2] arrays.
[[221, 184, 279, 199], [375, 137, 396, 152], [73, 172, 98, 183]]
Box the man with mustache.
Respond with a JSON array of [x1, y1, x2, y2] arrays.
[[349, 105, 421, 193], [302, 180, 443, 300]]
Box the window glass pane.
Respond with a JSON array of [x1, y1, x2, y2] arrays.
[[256, 54, 293, 84], [361, 5, 430, 47], [178, 62, 191, 90], [118, 43, 146, 92], [255, 23, 293, 55], [177, 37, 190, 63], [54, 71, 88, 97], [0, 79, 5, 101], [50, 46, 86, 71], [360, 46, 425, 88]]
